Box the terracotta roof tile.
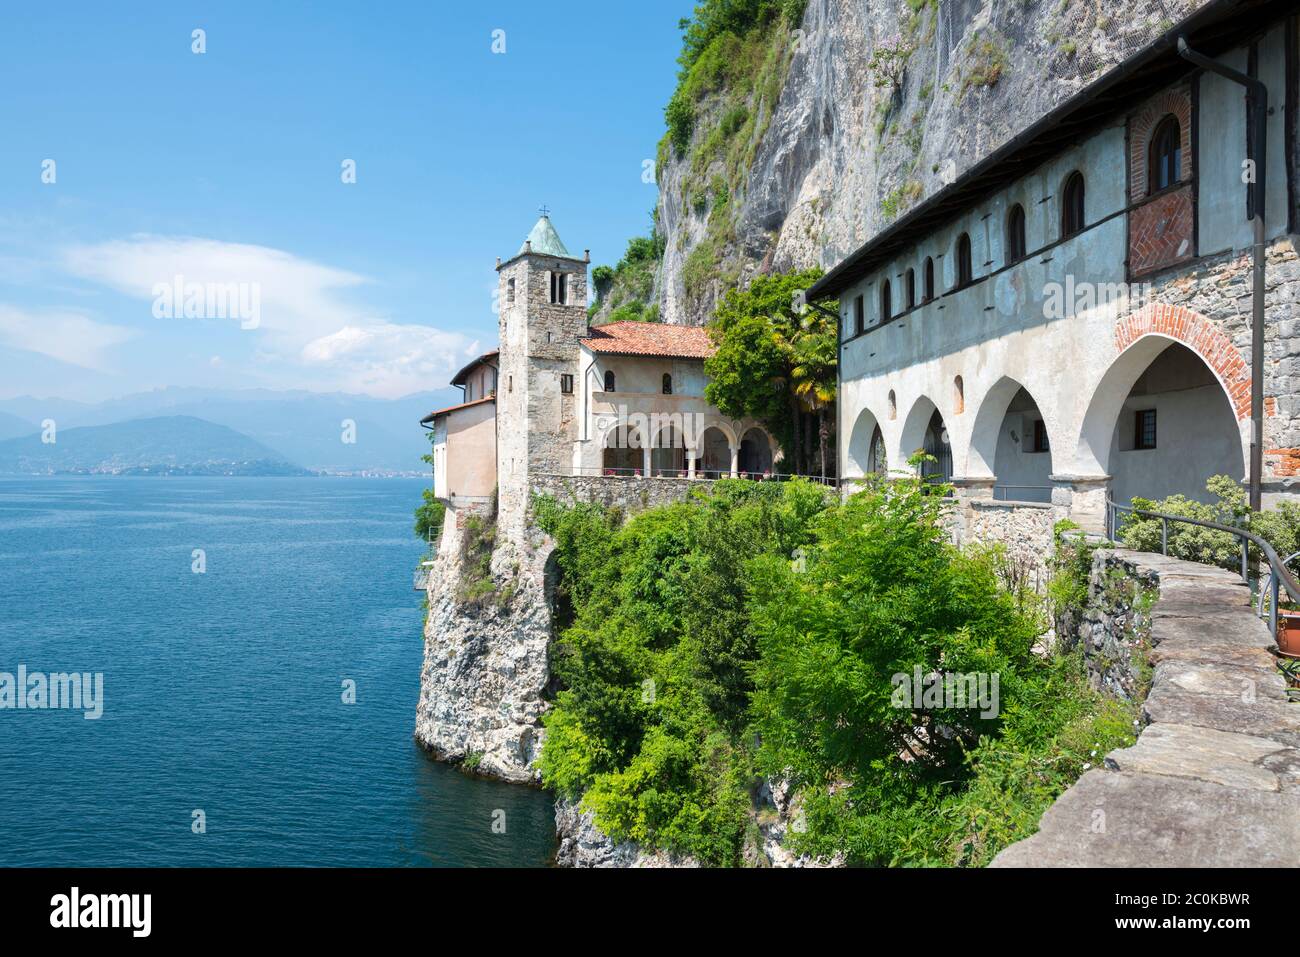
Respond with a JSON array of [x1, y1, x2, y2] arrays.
[[580, 322, 715, 360]]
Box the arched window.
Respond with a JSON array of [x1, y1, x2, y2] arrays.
[[1006, 204, 1026, 263], [1062, 172, 1086, 238], [888, 389, 897, 420], [955, 233, 973, 288], [905, 268, 916, 309], [1148, 115, 1182, 192], [662, 373, 672, 395], [880, 279, 892, 321], [923, 257, 935, 301], [604, 370, 616, 392]]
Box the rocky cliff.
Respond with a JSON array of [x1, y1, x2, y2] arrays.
[[650, 0, 1209, 326]]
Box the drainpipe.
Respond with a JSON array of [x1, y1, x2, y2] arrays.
[[1178, 38, 1268, 511]]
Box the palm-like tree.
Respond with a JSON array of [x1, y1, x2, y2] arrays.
[[790, 310, 838, 480]]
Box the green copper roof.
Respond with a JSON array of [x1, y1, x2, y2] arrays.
[[519, 215, 572, 258]]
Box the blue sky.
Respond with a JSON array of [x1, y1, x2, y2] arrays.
[[0, 1, 690, 401]]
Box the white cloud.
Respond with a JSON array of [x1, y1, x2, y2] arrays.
[[63, 235, 368, 345], [300, 322, 470, 399], [60, 235, 474, 397], [0, 304, 137, 371]]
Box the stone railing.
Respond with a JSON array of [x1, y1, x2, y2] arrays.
[[993, 549, 1300, 867]]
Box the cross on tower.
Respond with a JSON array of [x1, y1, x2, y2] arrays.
[[538, 204, 550, 218]]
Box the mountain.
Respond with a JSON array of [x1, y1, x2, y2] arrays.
[[0, 387, 460, 473], [0, 416, 311, 476], [0, 410, 37, 442]]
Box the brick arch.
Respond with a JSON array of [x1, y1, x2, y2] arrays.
[[1128, 85, 1192, 200], [1114, 303, 1251, 420]]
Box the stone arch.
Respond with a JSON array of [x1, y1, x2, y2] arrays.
[[898, 394, 942, 472], [847, 406, 886, 477], [601, 422, 645, 475], [1074, 305, 1250, 480], [696, 425, 735, 477], [650, 421, 687, 477], [738, 426, 775, 476]]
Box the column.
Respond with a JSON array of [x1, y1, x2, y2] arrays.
[[1052, 474, 1112, 536], [730, 445, 739, 479], [688, 451, 697, 481]]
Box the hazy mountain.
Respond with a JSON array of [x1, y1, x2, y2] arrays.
[[0, 410, 37, 442], [0, 416, 310, 476], [0, 387, 461, 472]]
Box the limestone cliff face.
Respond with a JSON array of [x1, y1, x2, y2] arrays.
[[656, 0, 1208, 326], [414, 511, 552, 785]]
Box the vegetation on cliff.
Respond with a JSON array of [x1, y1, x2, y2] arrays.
[[703, 269, 836, 477], [534, 473, 1136, 866]]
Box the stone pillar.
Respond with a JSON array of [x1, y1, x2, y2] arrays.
[[949, 476, 997, 547], [729, 445, 740, 478], [642, 444, 652, 477], [687, 452, 697, 481], [1052, 474, 1112, 536]]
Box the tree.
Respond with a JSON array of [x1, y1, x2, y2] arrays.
[[789, 309, 837, 479], [703, 268, 829, 474]]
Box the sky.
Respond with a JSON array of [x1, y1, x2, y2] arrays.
[[0, 0, 691, 402]]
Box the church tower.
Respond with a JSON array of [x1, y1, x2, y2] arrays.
[[495, 212, 589, 536]]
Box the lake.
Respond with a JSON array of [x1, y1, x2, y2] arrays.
[[0, 477, 557, 866]]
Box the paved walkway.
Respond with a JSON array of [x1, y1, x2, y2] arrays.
[[993, 551, 1300, 867]]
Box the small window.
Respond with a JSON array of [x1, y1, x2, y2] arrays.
[[955, 233, 972, 288], [508, 376, 513, 393], [507, 278, 516, 303], [662, 373, 672, 395], [1031, 419, 1050, 453], [905, 268, 916, 309], [880, 279, 892, 322], [853, 295, 865, 335], [550, 272, 568, 305], [1062, 172, 1086, 238], [1149, 115, 1182, 193], [560, 373, 574, 395], [603, 370, 616, 392], [1006, 204, 1026, 263], [923, 257, 935, 301], [1134, 409, 1157, 450]]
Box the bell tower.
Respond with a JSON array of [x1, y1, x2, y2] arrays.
[[495, 211, 589, 536]]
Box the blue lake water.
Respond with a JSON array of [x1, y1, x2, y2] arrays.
[[0, 477, 557, 867]]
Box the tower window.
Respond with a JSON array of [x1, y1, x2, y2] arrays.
[[923, 257, 934, 302], [550, 272, 569, 305], [560, 373, 574, 395], [662, 373, 672, 395], [853, 295, 865, 335], [604, 370, 616, 392], [1148, 115, 1182, 193], [955, 233, 972, 288], [1134, 409, 1157, 450], [507, 278, 516, 303], [880, 279, 892, 322], [905, 268, 916, 309], [1006, 204, 1026, 263], [1061, 172, 1086, 238]]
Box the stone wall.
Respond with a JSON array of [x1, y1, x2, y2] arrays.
[[954, 498, 1064, 586], [531, 473, 717, 513], [1059, 546, 1158, 701]]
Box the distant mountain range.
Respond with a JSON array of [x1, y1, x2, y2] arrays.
[[0, 386, 461, 475]]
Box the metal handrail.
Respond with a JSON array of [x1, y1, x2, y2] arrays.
[[1107, 497, 1300, 638]]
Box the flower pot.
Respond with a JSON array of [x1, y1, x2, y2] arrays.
[[1277, 610, 1300, 659]]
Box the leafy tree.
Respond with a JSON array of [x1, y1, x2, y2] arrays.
[[414, 488, 445, 545], [749, 471, 1042, 861], [789, 309, 838, 479], [703, 269, 829, 474]]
